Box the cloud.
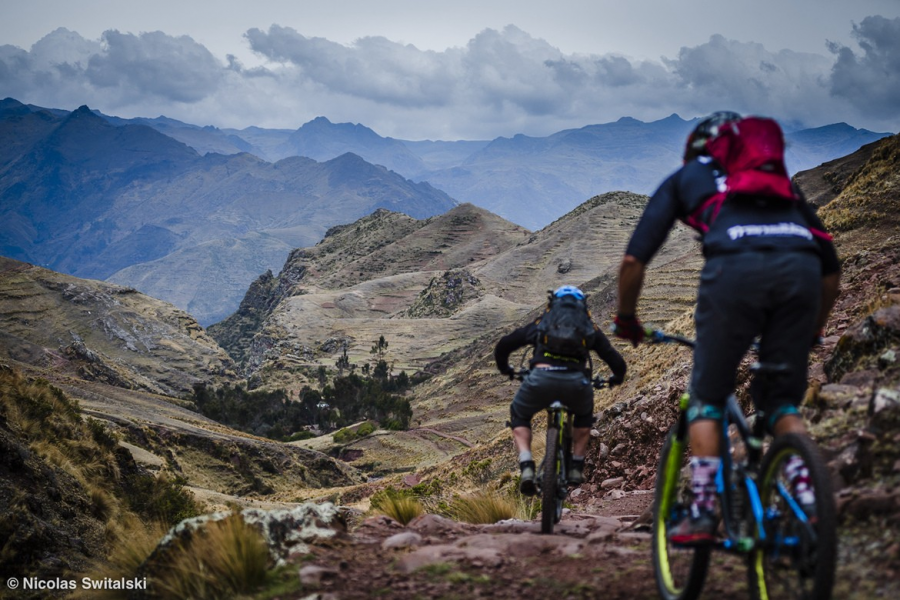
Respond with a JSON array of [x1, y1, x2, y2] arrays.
[[829, 15, 900, 120], [1, 20, 898, 138], [0, 28, 224, 112], [86, 30, 224, 103], [245, 25, 458, 107]]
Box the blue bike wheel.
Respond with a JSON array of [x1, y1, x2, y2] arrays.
[[748, 433, 836, 600]]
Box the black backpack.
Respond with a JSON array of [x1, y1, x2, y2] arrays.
[[535, 293, 596, 362]]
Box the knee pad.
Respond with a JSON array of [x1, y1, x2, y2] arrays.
[[685, 391, 724, 424], [766, 404, 800, 434]]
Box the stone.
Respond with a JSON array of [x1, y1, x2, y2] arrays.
[[599, 443, 610, 459], [601, 477, 624, 489], [872, 388, 900, 415], [299, 565, 340, 585], [382, 532, 423, 550]]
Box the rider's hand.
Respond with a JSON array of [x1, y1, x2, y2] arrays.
[[500, 364, 515, 379], [613, 314, 645, 347], [608, 374, 624, 387]]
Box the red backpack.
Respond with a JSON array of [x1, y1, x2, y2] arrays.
[[684, 117, 827, 237]]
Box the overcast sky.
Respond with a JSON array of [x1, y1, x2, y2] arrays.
[[1, 0, 899, 139]]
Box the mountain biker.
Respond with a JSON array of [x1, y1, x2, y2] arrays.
[[613, 111, 840, 544], [495, 285, 627, 495]]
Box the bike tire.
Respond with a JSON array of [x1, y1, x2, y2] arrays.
[[541, 425, 561, 534], [748, 432, 837, 600], [652, 426, 711, 600]]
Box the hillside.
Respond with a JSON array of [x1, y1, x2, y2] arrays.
[[254, 134, 900, 599], [0, 255, 362, 500], [209, 191, 705, 476]]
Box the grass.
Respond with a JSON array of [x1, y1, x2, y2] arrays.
[[152, 515, 270, 600], [376, 494, 426, 525], [449, 490, 518, 524], [74, 518, 167, 599]]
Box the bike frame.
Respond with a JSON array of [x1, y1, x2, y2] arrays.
[[660, 343, 814, 555], [538, 400, 572, 496]]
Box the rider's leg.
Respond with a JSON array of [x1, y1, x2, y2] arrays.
[[572, 426, 590, 457], [773, 413, 806, 436], [512, 426, 533, 457]]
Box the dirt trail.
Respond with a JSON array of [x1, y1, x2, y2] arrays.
[[281, 490, 898, 600]]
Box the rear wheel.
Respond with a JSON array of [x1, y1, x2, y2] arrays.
[[652, 427, 711, 600], [541, 425, 561, 534], [748, 433, 836, 600]]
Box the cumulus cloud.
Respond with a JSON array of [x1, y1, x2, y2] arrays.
[[829, 15, 900, 120], [1, 20, 898, 138], [86, 30, 224, 103]]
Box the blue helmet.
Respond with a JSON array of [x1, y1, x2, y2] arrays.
[[553, 285, 585, 300]]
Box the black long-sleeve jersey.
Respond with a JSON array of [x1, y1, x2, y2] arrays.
[[625, 158, 839, 275], [494, 320, 627, 379]]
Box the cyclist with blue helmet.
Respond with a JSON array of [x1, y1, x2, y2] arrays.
[[495, 285, 627, 494]]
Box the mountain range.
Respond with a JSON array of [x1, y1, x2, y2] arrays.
[[0, 97, 892, 326], [0, 99, 456, 324]]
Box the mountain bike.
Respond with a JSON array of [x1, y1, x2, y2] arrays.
[[513, 369, 610, 534], [647, 330, 836, 600]]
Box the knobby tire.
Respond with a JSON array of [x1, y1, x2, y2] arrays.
[[652, 427, 711, 600], [748, 433, 837, 600], [541, 425, 561, 534]]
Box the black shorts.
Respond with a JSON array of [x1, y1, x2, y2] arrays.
[[509, 368, 594, 428], [691, 251, 820, 417]]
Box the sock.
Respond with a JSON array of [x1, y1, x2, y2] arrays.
[[518, 450, 533, 464], [690, 456, 720, 513], [785, 455, 816, 505]]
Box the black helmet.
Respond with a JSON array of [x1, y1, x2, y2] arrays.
[[684, 110, 742, 161]]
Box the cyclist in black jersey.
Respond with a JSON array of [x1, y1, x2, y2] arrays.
[[496, 285, 627, 495], [614, 112, 840, 543]]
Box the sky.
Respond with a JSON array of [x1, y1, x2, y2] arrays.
[[1, 0, 899, 140]]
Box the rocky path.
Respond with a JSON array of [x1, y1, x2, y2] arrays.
[[273, 494, 899, 600], [288, 510, 749, 600]]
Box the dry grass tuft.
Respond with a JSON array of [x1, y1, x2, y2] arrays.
[[449, 490, 518, 524], [377, 494, 425, 525], [152, 515, 270, 599], [74, 518, 167, 599]]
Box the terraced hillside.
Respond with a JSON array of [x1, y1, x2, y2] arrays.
[[216, 191, 704, 473]]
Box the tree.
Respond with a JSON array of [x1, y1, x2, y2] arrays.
[[370, 335, 389, 360], [335, 345, 350, 375]]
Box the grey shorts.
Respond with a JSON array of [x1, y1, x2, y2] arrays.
[[509, 368, 594, 428]]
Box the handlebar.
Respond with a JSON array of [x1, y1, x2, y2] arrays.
[[508, 368, 612, 389], [643, 327, 696, 348]]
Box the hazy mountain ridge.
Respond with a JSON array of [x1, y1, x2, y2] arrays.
[[102, 107, 891, 231], [0, 99, 458, 325]]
